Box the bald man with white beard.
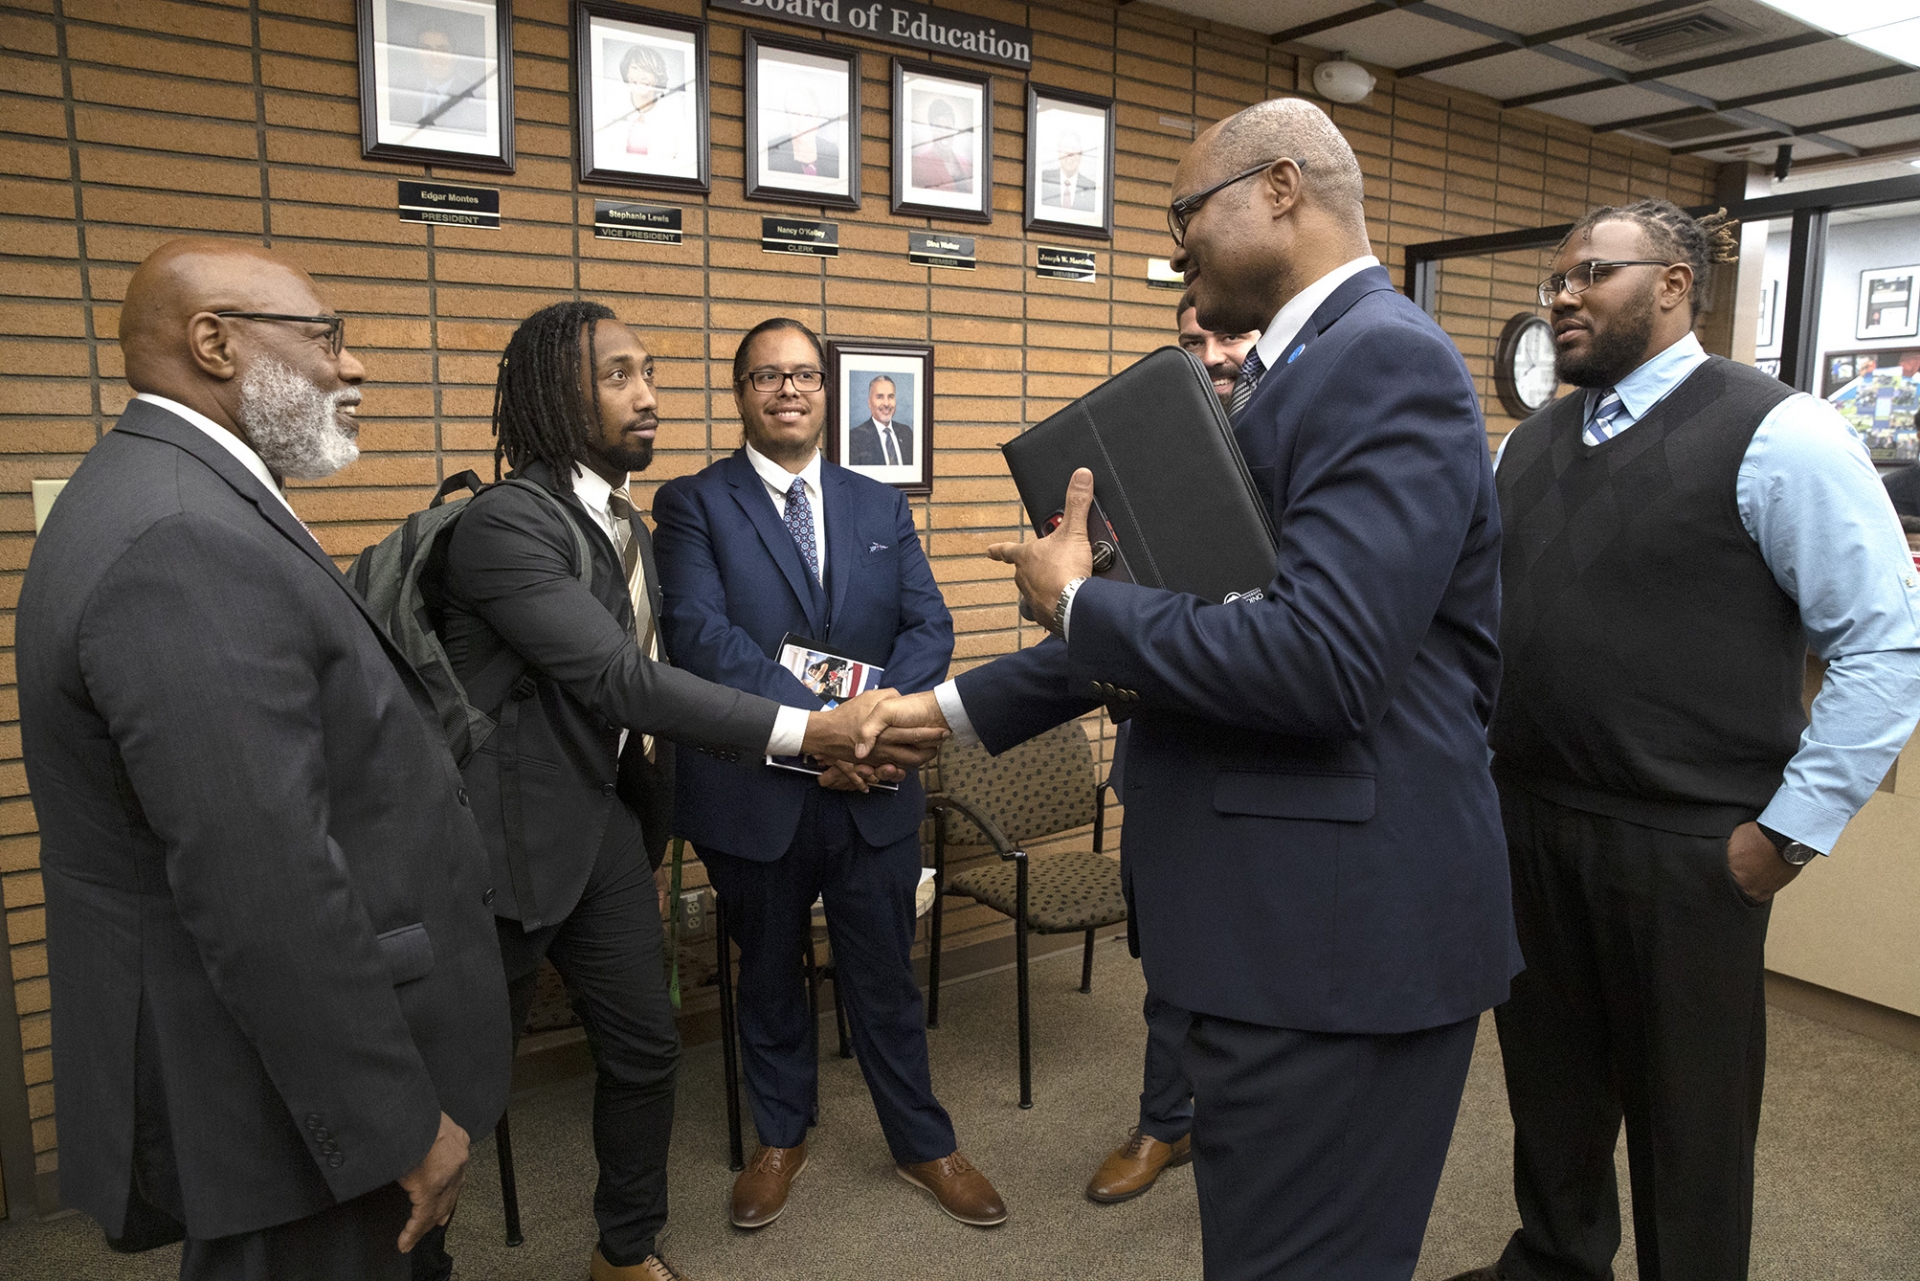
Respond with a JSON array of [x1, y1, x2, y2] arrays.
[[17, 239, 512, 1280]]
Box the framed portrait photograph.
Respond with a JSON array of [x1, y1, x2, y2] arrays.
[[890, 59, 992, 223], [574, 1, 708, 193], [826, 339, 933, 493], [744, 32, 861, 210], [1857, 266, 1920, 342], [357, 0, 514, 172], [1024, 84, 1113, 239]]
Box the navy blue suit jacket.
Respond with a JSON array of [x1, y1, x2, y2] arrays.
[[653, 451, 954, 861], [957, 266, 1519, 1034]]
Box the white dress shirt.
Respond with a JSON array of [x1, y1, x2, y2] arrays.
[[933, 255, 1385, 744], [134, 393, 301, 522], [571, 464, 811, 758], [746, 444, 828, 583]]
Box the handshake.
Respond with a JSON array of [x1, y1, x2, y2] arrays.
[[797, 689, 953, 793]]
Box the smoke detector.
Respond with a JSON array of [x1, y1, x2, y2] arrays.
[[1313, 56, 1375, 104]]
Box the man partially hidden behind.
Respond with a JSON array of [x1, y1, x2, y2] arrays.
[[867, 100, 1518, 1278], [428, 302, 937, 1281], [1082, 287, 1259, 1207], [1446, 201, 1920, 1281], [652, 318, 1006, 1232], [847, 374, 913, 468], [18, 239, 512, 1278]]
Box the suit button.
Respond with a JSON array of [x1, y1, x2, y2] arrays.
[[483, 888, 496, 906], [320, 1141, 338, 1154], [305, 1115, 321, 1130], [314, 1127, 331, 1141], [457, 788, 469, 807], [327, 1155, 344, 1168], [602, 783, 616, 797]]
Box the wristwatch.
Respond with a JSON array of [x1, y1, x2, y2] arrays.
[[1053, 575, 1089, 638], [1757, 823, 1820, 866]]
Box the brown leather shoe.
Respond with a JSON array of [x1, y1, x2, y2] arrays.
[[589, 1246, 690, 1280], [730, 1142, 807, 1229], [895, 1151, 1008, 1226], [1085, 1128, 1193, 1203]]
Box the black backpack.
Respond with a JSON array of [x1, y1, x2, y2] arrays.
[[347, 470, 594, 764]]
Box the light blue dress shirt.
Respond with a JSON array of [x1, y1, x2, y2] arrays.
[[1499, 332, 1920, 853]]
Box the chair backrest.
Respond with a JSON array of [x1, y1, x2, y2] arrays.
[[928, 720, 1097, 848]]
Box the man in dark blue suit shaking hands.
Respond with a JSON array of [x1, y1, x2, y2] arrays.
[[867, 100, 1520, 1278], [653, 318, 1007, 1233]]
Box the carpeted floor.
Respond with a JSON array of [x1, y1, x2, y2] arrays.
[[5, 939, 1918, 1279]]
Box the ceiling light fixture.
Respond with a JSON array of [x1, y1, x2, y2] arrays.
[[1313, 55, 1376, 104]]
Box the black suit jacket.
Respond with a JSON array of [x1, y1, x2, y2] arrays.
[[437, 461, 784, 929], [847, 417, 915, 467], [17, 400, 512, 1243]]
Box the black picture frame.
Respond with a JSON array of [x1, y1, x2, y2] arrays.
[[890, 58, 992, 224], [574, 0, 710, 194], [826, 338, 933, 494], [1024, 83, 1112, 240], [357, 0, 516, 173], [743, 31, 861, 211]]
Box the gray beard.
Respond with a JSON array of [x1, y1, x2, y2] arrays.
[[237, 357, 361, 481]]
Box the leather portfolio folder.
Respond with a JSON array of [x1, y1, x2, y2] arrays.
[[1001, 346, 1277, 606]]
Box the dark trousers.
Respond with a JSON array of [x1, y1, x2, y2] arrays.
[[1494, 784, 1772, 1281], [1138, 990, 1194, 1143], [1183, 1007, 1478, 1281], [413, 821, 680, 1276], [183, 1184, 412, 1281], [702, 789, 956, 1165]]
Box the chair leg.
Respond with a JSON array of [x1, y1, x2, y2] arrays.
[[496, 1113, 524, 1247], [832, 965, 852, 1059], [1016, 861, 1032, 1110], [715, 898, 745, 1172], [1080, 927, 1096, 994]]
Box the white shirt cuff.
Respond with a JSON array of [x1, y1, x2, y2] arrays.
[[1058, 576, 1089, 641], [766, 704, 811, 757], [934, 680, 981, 747]]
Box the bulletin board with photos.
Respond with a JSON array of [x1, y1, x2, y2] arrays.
[[1824, 348, 1920, 464]]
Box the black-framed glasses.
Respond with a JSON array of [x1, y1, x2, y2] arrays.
[[213, 311, 345, 356], [1536, 260, 1676, 306], [738, 368, 825, 393], [1167, 158, 1306, 247]]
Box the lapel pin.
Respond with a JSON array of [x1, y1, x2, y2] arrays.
[[1288, 343, 1305, 364]]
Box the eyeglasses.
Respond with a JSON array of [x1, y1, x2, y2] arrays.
[[1167, 158, 1306, 247], [1536, 260, 1676, 307], [738, 368, 825, 393], [213, 311, 345, 356]]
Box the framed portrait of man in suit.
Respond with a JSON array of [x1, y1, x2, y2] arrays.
[[1025, 84, 1112, 240], [356, 0, 515, 172], [744, 32, 861, 210], [826, 338, 933, 493], [890, 59, 992, 223], [574, 1, 709, 194]]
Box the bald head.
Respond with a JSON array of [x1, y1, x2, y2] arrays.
[[1207, 98, 1365, 230], [120, 238, 366, 481]]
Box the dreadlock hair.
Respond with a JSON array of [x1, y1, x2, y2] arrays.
[[731, 316, 827, 386], [492, 300, 619, 486], [1561, 199, 1742, 320]]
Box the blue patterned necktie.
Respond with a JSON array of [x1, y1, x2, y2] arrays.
[[784, 477, 820, 583], [1227, 349, 1265, 421], [1584, 387, 1625, 445]]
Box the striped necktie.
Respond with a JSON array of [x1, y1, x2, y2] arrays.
[[1584, 387, 1626, 445], [606, 490, 656, 660], [1227, 349, 1266, 421]]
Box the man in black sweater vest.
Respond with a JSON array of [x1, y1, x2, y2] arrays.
[[1448, 202, 1920, 1281]]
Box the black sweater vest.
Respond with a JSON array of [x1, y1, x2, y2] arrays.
[[1489, 356, 1800, 835]]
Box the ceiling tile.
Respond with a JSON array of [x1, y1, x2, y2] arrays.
[[1295, 11, 1493, 65], [1421, 48, 1605, 100], [1655, 34, 1894, 98]]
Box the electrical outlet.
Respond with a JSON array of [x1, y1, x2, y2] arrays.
[[679, 888, 709, 939]]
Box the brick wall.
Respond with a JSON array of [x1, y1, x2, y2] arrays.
[[0, 0, 1714, 1196]]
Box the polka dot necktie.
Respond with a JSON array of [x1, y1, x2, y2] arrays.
[[785, 477, 820, 583], [1227, 349, 1266, 422], [1584, 387, 1626, 445]]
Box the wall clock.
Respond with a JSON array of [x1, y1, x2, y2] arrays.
[[1494, 312, 1558, 420]]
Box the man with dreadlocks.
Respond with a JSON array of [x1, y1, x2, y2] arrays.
[[1447, 201, 1920, 1281], [425, 301, 942, 1281]]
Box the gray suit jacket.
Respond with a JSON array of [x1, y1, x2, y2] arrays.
[[17, 400, 513, 1244]]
